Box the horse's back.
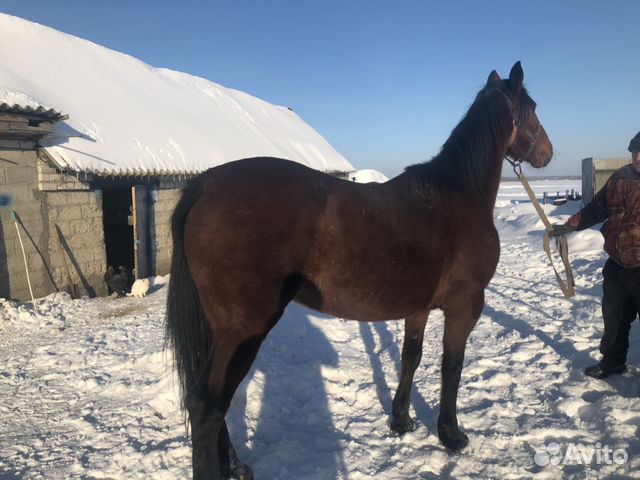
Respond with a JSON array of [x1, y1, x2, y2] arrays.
[[183, 158, 332, 290], [186, 157, 332, 235]]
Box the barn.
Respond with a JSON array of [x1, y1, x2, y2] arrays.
[[0, 13, 353, 301]]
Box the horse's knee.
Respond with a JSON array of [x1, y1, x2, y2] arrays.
[[186, 389, 210, 419], [404, 346, 423, 371], [441, 347, 464, 373]]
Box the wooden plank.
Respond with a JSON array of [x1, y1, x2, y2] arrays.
[[132, 185, 150, 279], [0, 114, 28, 124], [10, 123, 54, 133], [0, 121, 56, 138]]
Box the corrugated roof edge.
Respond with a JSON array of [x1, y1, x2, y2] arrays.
[[41, 147, 351, 179], [0, 102, 67, 121], [41, 149, 201, 177]]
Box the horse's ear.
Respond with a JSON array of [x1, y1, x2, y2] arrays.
[[508, 61, 524, 94], [487, 70, 501, 86]]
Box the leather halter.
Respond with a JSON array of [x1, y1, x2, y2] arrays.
[[519, 117, 542, 163], [495, 88, 541, 173]]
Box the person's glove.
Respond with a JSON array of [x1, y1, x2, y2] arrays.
[[549, 223, 573, 237]]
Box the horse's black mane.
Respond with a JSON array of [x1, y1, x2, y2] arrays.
[[405, 84, 535, 199]]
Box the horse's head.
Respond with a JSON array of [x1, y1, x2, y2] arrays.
[[486, 61, 553, 169]]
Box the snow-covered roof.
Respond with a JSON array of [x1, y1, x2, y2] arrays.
[[0, 13, 353, 176], [349, 169, 389, 183]]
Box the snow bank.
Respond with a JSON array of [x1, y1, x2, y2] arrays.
[[0, 13, 353, 176]]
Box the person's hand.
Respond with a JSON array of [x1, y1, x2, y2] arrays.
[[549, 223, 573, 237]]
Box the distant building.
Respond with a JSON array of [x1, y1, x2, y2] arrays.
[[581, 157, 630, 206]]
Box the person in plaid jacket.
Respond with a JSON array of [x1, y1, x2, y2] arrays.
[[552, 131, 640, 379]]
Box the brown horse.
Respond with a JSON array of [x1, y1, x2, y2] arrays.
[[166, 61, 552, 479]]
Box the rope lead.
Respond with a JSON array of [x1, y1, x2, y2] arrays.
[[510, 165, 576, 298]]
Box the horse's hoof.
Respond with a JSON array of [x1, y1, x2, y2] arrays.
[[438, 424, 469, 451], [390, 415, 416, 436], [229, 463, 253, 480]]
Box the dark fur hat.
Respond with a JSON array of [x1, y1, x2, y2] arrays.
[[629, 131, 640, 152]]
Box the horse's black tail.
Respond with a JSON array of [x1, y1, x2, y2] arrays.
[[166, 174, 212, 408]]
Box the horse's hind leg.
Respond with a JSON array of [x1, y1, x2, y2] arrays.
[[219, 422, 252, 478], [188, 329, 266, 480], [186, 354, 220, 480], [438, 289, 484, 451], [391, 311, 429, 435]]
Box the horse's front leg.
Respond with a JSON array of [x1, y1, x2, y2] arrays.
[[391, 311, 429, 435], [438, 289, 484, 451]]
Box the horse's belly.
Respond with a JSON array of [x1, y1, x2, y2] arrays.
[[294, 275, 433, 321]]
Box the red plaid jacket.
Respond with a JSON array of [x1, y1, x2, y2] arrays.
[[567, 164, 640, 268]]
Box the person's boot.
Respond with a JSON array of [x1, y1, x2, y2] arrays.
[[584, 362, 627, 379]]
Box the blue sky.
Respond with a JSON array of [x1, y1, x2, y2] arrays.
[[1, 1, 638, 177]]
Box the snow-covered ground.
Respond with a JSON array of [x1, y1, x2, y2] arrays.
[[1, 178, 639, 479]]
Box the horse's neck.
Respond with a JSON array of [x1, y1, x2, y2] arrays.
[[391, 149, 507, 209], [482, 154, 505, 207], [391, 97, 512, 208], [444, 116, 511, 207]]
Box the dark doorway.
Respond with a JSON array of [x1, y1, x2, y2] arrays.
[[102, 188, 134, 280]]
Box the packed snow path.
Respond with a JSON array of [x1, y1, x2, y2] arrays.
[[1, 181, 639, 479]]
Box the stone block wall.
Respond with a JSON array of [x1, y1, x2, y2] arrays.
[[0, 142, 54, 300], [45, 190, 107, 298], [37, 159, 91, 191], [0, 143, 107, 300]]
